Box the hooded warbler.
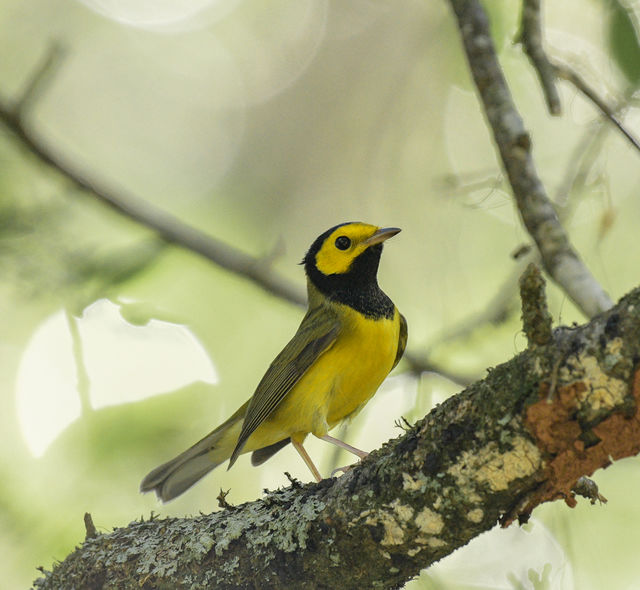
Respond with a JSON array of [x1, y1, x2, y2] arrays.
[[141, 222, 407, 502]]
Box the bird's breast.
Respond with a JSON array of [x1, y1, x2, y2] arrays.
[[257, 305, 401, 442], [273, 306, 400, 436], [323, 306, 400, 427]]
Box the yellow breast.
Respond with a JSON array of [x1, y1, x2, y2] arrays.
[[246, 305, 401, 448]]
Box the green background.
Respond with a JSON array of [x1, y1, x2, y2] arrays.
[[1, 0, 640, 588]]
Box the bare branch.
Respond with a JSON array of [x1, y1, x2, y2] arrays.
[[34, 284, 640, 589], [517, 0, 561, 115], [448, 0, 613, 318], [553, 62, 640, 153], [515, 0, 640, 154], [554, 119, 609, 208], [13, 42, 66, 119], [403, 350, 476, 386]]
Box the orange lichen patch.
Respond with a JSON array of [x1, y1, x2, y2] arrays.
[[522, 367, 640, 515], [526, 382, 584, 454], [592, 404, 640, 462]]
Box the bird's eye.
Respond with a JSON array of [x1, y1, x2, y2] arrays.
[[335, 236, 351, 250]]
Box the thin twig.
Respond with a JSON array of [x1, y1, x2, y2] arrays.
[[65, 308, 92, 416], [434, 250, 536, 347], [403, 351, 475, 386], [15, 43, 67, 119], [517, 0, 640, 152], [554, 119, 609, 209], [517, 0, 561, 115], [554, 61, 640, 153], [448, 0, 613, 318]]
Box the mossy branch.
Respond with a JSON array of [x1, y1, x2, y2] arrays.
[[34, 285, 640, 589], [519, 263, 552, 347]]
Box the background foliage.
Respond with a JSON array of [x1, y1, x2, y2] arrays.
[[2, 0, 640, 588]]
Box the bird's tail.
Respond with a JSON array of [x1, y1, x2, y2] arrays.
[[140, 403, 246, 502]]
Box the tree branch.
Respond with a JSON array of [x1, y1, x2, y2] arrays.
[[554, 117, 609, 209], [553, 61, 640, 153], [14, 43, 66, 119], [403, 350, 476, 387], [516, 0, 640, 153], [517, 0, 561, 115], [448, 0, 613, 318], [34, 284, 640, 589]]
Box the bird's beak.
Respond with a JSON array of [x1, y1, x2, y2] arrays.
[[363, 227, 401, 246]]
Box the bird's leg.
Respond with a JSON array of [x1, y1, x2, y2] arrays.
[[292, 439, 322, 482], [319, 434, 369, 459]]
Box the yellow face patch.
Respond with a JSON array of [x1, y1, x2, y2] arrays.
[[314, 222, 380, 275]]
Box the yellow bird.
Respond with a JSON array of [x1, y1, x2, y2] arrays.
[[141, 222, 407, 502]]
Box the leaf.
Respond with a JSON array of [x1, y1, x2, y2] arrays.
[[607, 0, 640, 87]]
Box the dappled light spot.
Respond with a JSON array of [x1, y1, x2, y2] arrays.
[[213, 0, 329, 104], [16, 312, 81, 460], [16, 298, 217, 457], [75, 0, 236, 32], [426, 519, 574, 590]]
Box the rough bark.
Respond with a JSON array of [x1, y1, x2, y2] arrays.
[[34, 285, 640, 589]]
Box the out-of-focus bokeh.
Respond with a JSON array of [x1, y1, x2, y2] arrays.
[[1, 1, 640, 588]]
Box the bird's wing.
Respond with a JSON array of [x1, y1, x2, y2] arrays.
[[391, 312, 408, 370], [228, 305, 341, 467]]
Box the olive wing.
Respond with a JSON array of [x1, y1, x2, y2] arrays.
[[391, 312, 408, 370], [228, 305, 341, 467]]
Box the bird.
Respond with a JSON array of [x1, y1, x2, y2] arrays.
[[140, 222, 407, 502]]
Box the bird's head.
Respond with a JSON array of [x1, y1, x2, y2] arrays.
[[302, 222, 400, 300]]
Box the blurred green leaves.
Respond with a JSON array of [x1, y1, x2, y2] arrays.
[[47, 381, 215, 468], [66, 240, 166, 312], [0, 150, 166, 312], [481, 0, 522, 52], [607, 0, 640, 87]]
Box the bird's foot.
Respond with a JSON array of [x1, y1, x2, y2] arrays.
[[330, 454, 369, 478]]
